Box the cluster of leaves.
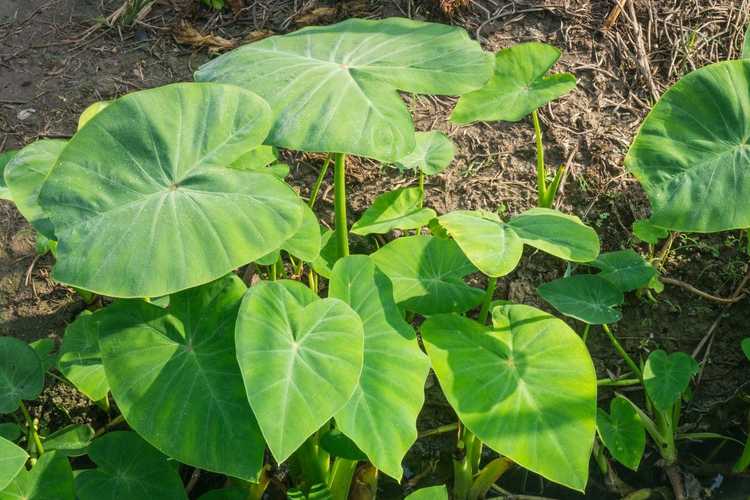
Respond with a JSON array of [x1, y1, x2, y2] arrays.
[[1, 15, 749, 500]]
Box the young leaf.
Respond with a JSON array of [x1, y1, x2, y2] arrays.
[[0, 337, 44, 414], [742, 338, 750, 361], [329, 255, 430, 480], [196, 18, 493, 161], [625, 60, 750, 232], [39, 82, 303, 298], [597, 397, 645, 471], [0, 437, 27, 491], [75, 432, 186, 500], [421, 304, 596, 491], [0, 150, 18, 201], [3, 139, 66, 238], [632, 218, 669, 245], [507, 208, 599, 262], [589, 250, 656, 293], [43, 424, 94, 457], [0, 451, 74, 500], [394, 131, 455, 175], [451, 42, 576, 124], [57, 310, 109, 402], [537, 275, 624, 325], [283, 202, 322, 262], [235, 280, 364, 463], [437, 210, 523, 277], [350, 187, 436, 236], [643, 350, 699, 412], [405, 485, 449, 500], [371, 235, 484, 315], [98, 275, 265, 481]]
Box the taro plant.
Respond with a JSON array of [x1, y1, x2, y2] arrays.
[[451, 42, 577, 208]]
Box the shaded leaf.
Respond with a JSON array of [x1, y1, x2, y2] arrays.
[[43, 424, 94, 457], [632, 218, 669, 245], [311, 228, 338, 279], [0, 424, 21, 443], [0, 451, 74, 500], [0, 437, 27, 491], [590, 250, 656, 293], [394, 131, 455, 175], [29, 338, 57, 373], [507, 208, 599, 262], [0, 337, 44, 414], [351, 187, 436, 236], [538, 274, 624, 325], [643, 350, 698, 411], [405, 485, 448, 500], [0, 150, 18, 201], [319, 429, 367, 461], [597, 397, 645, 471], [283, 202, 322, 262], [742, 338, 750, 361], [58, 310, 109, 402]]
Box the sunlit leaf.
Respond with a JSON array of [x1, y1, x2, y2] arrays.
[[394, 131, 455, 175], [643, 350, 698, 412], [538, 274, 624, 325], [507, 208, 599, 262], [405, 485, 448, 500], [0, 337, 44, 414], [351, 187, 436, 236], [311, 228, 338, 279], [0, 438, 27, 491], [57, 311, 109, 402], [283, 202, 322, 262], [77, 101, 111, 130], [597, 397, 645, 471], [0, 451, 74, 500]]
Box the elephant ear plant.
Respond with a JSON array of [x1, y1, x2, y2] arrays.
[[451, 42, 577, 208]]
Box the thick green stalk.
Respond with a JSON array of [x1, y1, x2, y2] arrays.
[[541, 164, 566, 208], [602, 324, 642, 380], [531, 109, 547, 206], [333, 153, 349, 258], [582, 323, 591, 343], [597, 377, 641, 387], [655, 405, 677, 464], [309, 155, 332, 208], [292, 435, 329, 490], [478, 276, 498, 325], [453, 427, 477, 500], [418, 171, 425, 204], [20, 401, 44, 455], [468, 457, 513, 500], [328, 459, 358, 500]]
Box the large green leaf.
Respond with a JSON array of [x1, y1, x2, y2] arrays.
[[75, 432, 187, 500], [196, 18, 493, 161], [283, 202, 322, 262], [329, 256, 430, 480], [643, 350, 698, 412], [507, 208, 599, 262], [625, 60, 750, 232], [3, 140, 66, 238], [597, 397, 645, 471], [351, 187, 436, 236], [57, 311, 109, 402], [421, 304, 597, 491], [589, 250, 656, 293], [438, 210, 523, 277], [451, 42, 576, 123], [0, 150, 18, 201], [0, 451, 74, 500], [537, 275, 624, 325], [39, 82, 303, 298], [98, 275, 265, 481], [405, 485, 448, 500], [235, 280, 364, 462], [394, 131, 455, 175], [0, 438, 27, 491], [43, 424, 94, 457], [0, 337, 44, 414], [371, 235, 484, 315]]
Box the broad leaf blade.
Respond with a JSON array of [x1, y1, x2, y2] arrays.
[[590, 250, 656, 292], [405, 485, 448, 500], [196, 18, 493, 161], [421, 305, 596, 491], [625, 60, 750, 232], [0, 451, 74, 500], [0, 150, 18, 201], [394, 131, 455, 175], [3, 139, 66, 238], [351, 187, 436, 236], [507, 207, 599, 262], [632, 218, 669, 245], [75, 432, 186, 500], [438, 210, 523, 277], [39, 82, 303, 298], [235, 281, 364, 462], [371, 235, 484, 315], [643, 350, 698, 412], [57, 310, 109, 402], [283, 202, 322, 262], [43, 424, 94, 457], [452, 42, 576, 123], [597, 397, 645, 471], [538, 274, 624, 325], [98, 275, 265, 480], [0, 337, 44, 414], [329, 256, 430, 480], [0, 437, 27, 491]]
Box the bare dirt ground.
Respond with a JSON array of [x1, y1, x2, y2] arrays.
[[2, 0, 750, 498]]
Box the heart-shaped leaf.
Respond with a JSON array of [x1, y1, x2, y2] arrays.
[[451, 42, 576, 123], [351, 187, 436, 236], [0, 451, 74, 500], [196, 18, 493, 161], [405, 485, 449, 500], [235, 280, 364, 462], [643, 350, 699, 411], [589, 250, 656, 293], [98, 275, 265, 480], [57, 311, 109, 402], [3, 139, 66, 238], [438, 210, 523, 277], [394, 131, 455, 175], [537, 274, 624, 325], [39, 82, 303, 298], [632, 218, 669, 245], [0, 150, 18, 201], [43, 424, 94, 457], [0, 337, 44, 414], [0, 438, 27, 491], [507, 208, 599, 262], [371, 235, 484, 315], [329, 256, 430, 480], [75, 432, 186, 500], [597, 397, 645, 471], [625, 60, 750, 232], [421, 304, 597, 491]]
